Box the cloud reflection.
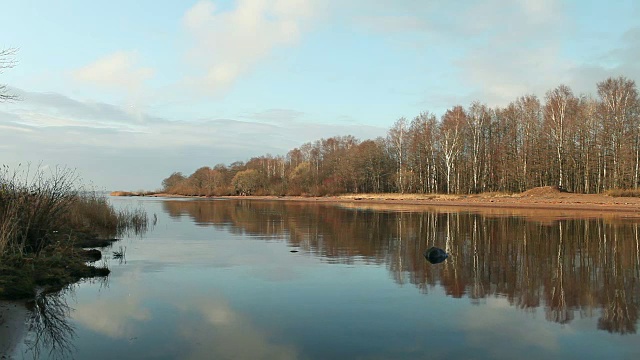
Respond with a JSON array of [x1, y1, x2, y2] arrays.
[[174, 297, 299, 360], [461, 297, 559, 357], [72, 269, 151, 339]]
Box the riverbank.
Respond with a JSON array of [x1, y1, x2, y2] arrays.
[[0, 167, 149, 357], [126, 186, 640, 219], [0, 235, 121, 358]]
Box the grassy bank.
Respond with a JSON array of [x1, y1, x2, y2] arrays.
[[0, 165, 148, 299]]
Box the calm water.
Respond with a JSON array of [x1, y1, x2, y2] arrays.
[[12, 197, 640, 359]]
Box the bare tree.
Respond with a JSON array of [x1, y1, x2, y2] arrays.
[[409, 112, 438, 193], [516, 95, 542, 190], [440, 106, 466, 194], [387, 118, 408, 193], [544, 85, 577, 189], [597, 77, 639, 189], [161, 172, 186, 192], [466, 102, 490, 193], [0, 48, 18, 102], [574, 95, 600, 193]]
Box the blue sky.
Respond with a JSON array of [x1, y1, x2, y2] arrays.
[[1, 0, 639, 190]]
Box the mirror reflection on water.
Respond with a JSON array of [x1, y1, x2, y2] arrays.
[[12, 197, 640, 359]]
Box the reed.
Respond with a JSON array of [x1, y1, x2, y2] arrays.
[[0, 165, 148, 256]]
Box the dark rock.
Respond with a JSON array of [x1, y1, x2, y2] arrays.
[[424, 247, 449, 264]]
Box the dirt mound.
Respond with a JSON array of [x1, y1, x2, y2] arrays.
[[521, 186, 564, 197]]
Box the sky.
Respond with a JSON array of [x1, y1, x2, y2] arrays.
[[1, 0, 639, 190]]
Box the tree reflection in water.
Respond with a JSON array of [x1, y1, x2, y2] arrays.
[[163, 199, 640, 335], [23, 288, 75, 360]]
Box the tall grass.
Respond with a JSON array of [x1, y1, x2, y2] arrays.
[[0, 165, 79, 255], [65, 191, 119, 234], [115, 207, 149, 235], [0, 164, 148, 256]]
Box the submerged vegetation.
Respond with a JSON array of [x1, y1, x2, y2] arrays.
[[158, 76, 640, 197], [0, 165, 148, 299]]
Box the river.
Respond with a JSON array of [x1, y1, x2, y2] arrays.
[[9, 196, 640, 359]]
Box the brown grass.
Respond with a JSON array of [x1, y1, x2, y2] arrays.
[[0, 165, 149, 299], [605, 188, 640, 197]]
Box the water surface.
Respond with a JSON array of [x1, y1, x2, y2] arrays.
[[14, 197, 640, 359]]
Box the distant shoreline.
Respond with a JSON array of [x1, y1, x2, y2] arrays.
[[111, 187, 640, 218]]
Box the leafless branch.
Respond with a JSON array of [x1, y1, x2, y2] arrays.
[[0, 47, 18, 102]]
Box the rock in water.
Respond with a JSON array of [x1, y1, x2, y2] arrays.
[[424, 247, 448, 264]]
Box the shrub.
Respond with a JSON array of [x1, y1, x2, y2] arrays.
[[0, 165, 148, 256], [0, 165, 78, 255]]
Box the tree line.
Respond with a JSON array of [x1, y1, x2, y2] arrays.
[[161, 76, 639, 196]]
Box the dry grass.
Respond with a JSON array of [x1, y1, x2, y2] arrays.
[[0, 164, 148, 256], [605, 188, 640, 197], [0, 164, 149, 299], [0, 165, 78, 255]]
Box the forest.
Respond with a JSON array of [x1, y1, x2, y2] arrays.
[[161, 76, 639, 196]]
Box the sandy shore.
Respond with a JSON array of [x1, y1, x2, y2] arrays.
[[146, 187, 640, 220], [0, 301, 28, 358]]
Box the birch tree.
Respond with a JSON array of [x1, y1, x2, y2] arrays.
[[409, 112, 438, 193], [544, 85, 577, 189], [387, 118, 408, 193], [597, 77, 639, 188], [467, 102, 490, 193], [516, 95, 542, 190], [440, 106, 466, 194]]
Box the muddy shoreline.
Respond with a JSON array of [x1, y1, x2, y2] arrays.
[[0, 237, 119, 359]]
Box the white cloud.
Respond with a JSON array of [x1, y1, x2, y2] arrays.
[[337, 0, 571, 108], [72, 51, 154, 92], [182, 0, 321, 94], [453, 0, 570, 106], [1, 89, 386, 189], [349, 0, 639, 108], [518, 0, 555, 21]]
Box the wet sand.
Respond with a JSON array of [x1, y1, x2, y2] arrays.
[[0, 301, 28, 359]]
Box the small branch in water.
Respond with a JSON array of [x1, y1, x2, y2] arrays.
[[112, 246, 127, 264]]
